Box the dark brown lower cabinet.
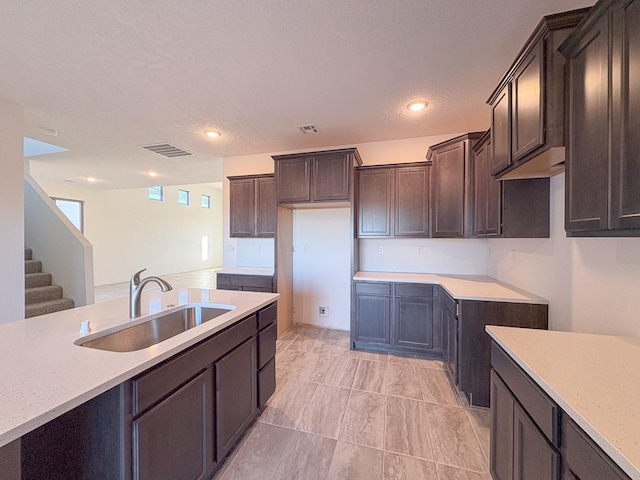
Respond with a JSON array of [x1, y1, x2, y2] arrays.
[[0, 440, 20, 480], [215, 337, 257, 460], [441, 292, 458, 384], [133, 371, 213, 480], [491, 371, 514, 480], [19, 302, 277, 480], [513, 402, 559, 480], [355, 293, 391, 345], [393, 296, 435, 351], [216, 273, 275, 293]]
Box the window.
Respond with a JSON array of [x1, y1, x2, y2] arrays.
[[178, 189, 190, 205], [201, 194, 211, 209], [148, 186, 164, 201], [52, 198, 84, 233]]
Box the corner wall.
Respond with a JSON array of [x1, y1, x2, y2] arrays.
[[488, 174, 640, 337], [0, 98, 24, 323]]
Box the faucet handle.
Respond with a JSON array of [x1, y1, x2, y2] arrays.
[[131, 269, 147, 286]]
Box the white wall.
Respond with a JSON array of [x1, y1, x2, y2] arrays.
[[0, 97, 24, 322], [39, 182, 223, 286], [488, 174, 640, 337], [293, 208, 351, 330]]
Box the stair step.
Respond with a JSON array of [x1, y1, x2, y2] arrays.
[[25, 298, 75, 318], [25, 248, 32, 261], [25, 272, 53, 289], [25, 259, 43, 274], [25, 285, 63, 305]]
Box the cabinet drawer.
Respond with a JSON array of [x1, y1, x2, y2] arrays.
[[258, 321, 277, 369], [562, 417, 629, 480], [355, 281, 391, 295], [491, 342, 559, 446], [258, 302, 277, 330], [132, 315, 257, 415], [258, 357, 276, 409], [394, 283, 434, 298], [440, 287, 457, 317]]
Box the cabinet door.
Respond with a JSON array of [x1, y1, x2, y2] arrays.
[[473, 139, 489, 235], [133, 371, 213, 480], [492, 84, 512, 174], [313, 152, 350, 201], [229, 178, 255, 238], [395, 166, 430, 237], [511, 41, 545, 161], [441, 304, 457, 383], [432, 142, 466, 238], [256, 176, 276, 237], [565, 13, 610, 232], [358, 168, 392, 236], [513, 402, 560, 480], [276, 157, 311, 203], [393, 296, 435, 351], [355, 294, 391, 344], [490, 371, 514, 480], [610, 0, 640, 230], [215, 337, 257, 459]]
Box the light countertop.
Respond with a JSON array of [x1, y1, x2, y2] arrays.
[[487, 326, 640, 480], [354, 271, 547, 304], [217, 267, 275, 276], [0, 287, 279, 448]]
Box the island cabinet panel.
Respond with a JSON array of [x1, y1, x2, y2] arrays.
[[228, 174, 275, 238], [215, 337, 257, 460], [357, 163, 430, 238], [0, 440, 20, 480], [561, 0, 640, 236], [133, 371, 213, 480], [273, 148, 361, 205]]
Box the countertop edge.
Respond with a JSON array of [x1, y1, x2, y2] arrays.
[[486, 326, 639, 480]]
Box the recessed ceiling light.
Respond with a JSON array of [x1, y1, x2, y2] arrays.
[[86, 177, 97, 183], [204, 130, 221, 139], [407, 101, 428, 112], [146, 171, 158, 177]]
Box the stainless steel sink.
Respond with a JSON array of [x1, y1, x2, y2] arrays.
[[77, 306, 232, 352]]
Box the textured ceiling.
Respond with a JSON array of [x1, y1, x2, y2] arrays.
[[0, 0, 593, 189]]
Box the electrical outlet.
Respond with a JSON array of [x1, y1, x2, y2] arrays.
[[417, 246, 424, 255], [378, 245, 384, 254], [319, 306, 328, 316]]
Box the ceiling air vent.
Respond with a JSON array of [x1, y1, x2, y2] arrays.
[[297, 124, 318, 134], [141, 143, 193, 158]]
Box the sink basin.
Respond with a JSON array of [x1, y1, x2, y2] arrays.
[[77, 306, 232, 352]]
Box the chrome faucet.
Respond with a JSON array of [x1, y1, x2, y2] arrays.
[[129, 269, 173, 318]]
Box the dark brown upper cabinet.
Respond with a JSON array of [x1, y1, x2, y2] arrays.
[[473, 130, 550, 238], [357, 163, 430, 238], [561, 0, 640, 236], [487, 8, 590, 180], [273, 148, 362, 205], [427, 132, 484, 238], [228, 174, 276, 238]]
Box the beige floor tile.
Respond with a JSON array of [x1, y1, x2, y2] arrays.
[[297, 384, 351, 438], [385, 396, 433, 460], [346, 349, 389, 362], [322, 329, 351, 341], [386, 363, 422, 400], [259, 379, 318, 428], [215, 423, 294, 480], [275, 349, 307, 378], [311, 337, 350, 356], [387, 353, 417, 366], [466, 408, 490, 462], [291, 352, 332, 383], [383, 452, 439, 480], [426, 403, 487, 472], [338, 390, 386, 449], [286, 336, 324, 353], [327, 441, 384, 480], [435, 464, 492, 480], [353, 359, 387, 393], [322, 355, 359, 388], [415, 357, 446, 370], [271, 430, 336, 480], [278, 327, 302, 342], [418, 367, 461, 406]]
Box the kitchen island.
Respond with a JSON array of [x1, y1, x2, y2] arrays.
[[0, 287, 278, 479], [488, 326, 639, 480]]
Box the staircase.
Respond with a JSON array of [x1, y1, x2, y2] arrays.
[[24, 248, 75, 318]]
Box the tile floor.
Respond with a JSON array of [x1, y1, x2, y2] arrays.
[[216, 324, 492, 480]]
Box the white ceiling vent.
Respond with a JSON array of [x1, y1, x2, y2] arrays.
[[297, 124, 318, 134], [141, 143, 193, 158]]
